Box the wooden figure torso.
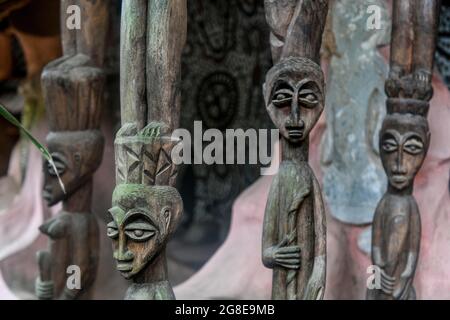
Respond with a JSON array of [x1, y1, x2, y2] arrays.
[[40, 209, 99, 299], [370, 193, 420, 300], [271, 160, 315, 299]]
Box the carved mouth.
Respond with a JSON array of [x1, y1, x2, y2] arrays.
[[42, 188, 53, 203], [287, 128, 304, 140], [391, 175, 407, 183], [116, 262, 133, 272]]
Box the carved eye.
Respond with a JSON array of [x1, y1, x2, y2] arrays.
[[298, 89, 318, 108], [403, 138, 424, 155], [106, 221, 119, 239], [46, 155, 66, 177], [272, 89, 293, 108], [382, 138, 398, 152], [124, 222, 156, 242]]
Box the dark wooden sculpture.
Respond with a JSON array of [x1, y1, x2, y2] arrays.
[[367, 0, 440, 300], [262, 0, 328, 300], [107, 0, 186, 300], [35, 0, 109, 300]]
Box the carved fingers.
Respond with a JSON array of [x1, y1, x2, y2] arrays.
[[35, 251, 54, 300], [380, 269, 396, 295], [274, 249, 301, 269], [274, 235, 301, 269], [393, 277, 411, 300]]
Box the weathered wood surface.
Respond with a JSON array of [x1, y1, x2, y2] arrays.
[[262, 0, 328, 300], [36, 0, 108, 300], [367, 0, 440, 300], [108, 0, 187, 300]]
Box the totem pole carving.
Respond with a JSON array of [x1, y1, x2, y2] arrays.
[[35, 0, 108, 300], [367, 0, 440, 300], [262, 0, 328, 300], [107, 0, 187, 300]]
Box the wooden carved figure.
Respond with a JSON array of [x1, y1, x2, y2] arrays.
[[367, 0, 440, 300], [35, 0, 109, 299], [108, 0, 186, 300], [35, 56, 105, 300], [108, 123, 182, 300], [262, 0, 328, 300]]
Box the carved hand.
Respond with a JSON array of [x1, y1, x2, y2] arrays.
[[392, 275, 411, 300], [304, 255, 326, 300], [413, 69, 433, 101], [380, 268, 395, 295], [263, 234, 301, 270]]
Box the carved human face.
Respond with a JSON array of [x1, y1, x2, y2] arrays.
[[107, 184, 182, 279], [43, 131, 104, 206], [265, 58, 324, 144], [380, 114, 429, 192]]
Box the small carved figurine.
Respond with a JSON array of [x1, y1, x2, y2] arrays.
[[367, 0, 440, 300], [262, 0, 329, 300]]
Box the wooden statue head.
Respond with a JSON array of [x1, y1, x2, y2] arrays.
[[380, 99, 430, 192], [109, 122, 181, 279], [108, 184, 182, 279], [264, 57, 325, 144], [41, 54, 105, 206], [43, 130, 104, 205]]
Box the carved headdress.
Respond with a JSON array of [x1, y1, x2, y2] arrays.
[[264, 0, 328, 98], [42, 54, 105, 132], [114, 122, 179, 187]]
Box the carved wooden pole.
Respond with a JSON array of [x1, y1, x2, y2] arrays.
[[107, 0, 187, 300], [262, 0, 328, 300], [367, 0, 440, 300], [35, 0, 109, 300]]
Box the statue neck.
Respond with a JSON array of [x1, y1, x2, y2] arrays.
[[387, 184, 413, 196], [63, 178, 93, 212], [134, 250, 169, 284], [281, 137, 309, 163]]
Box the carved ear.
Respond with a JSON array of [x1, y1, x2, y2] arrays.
[[73, 152, 82, 171], [426, 131, 431, 151], [161, 206, 172, 237], [262, 82, 268, 106]]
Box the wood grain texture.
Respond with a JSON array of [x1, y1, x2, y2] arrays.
[[146, 0, 187, 131], [367, 0, 440, 300], [109, 0, 187, 300], [36, 0, 108, 300], [120, 0, 148, 128], [262, 0, 328, 300]]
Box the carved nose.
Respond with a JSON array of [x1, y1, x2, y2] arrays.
[[290, 98, 300, 124], [114, 234, 134, 261], [394, 152, 407, 174], [114, 248, 134, 262]]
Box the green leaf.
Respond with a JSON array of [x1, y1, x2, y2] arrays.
[[0, 103, 66, 194], [0, 103, 51, 161]]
